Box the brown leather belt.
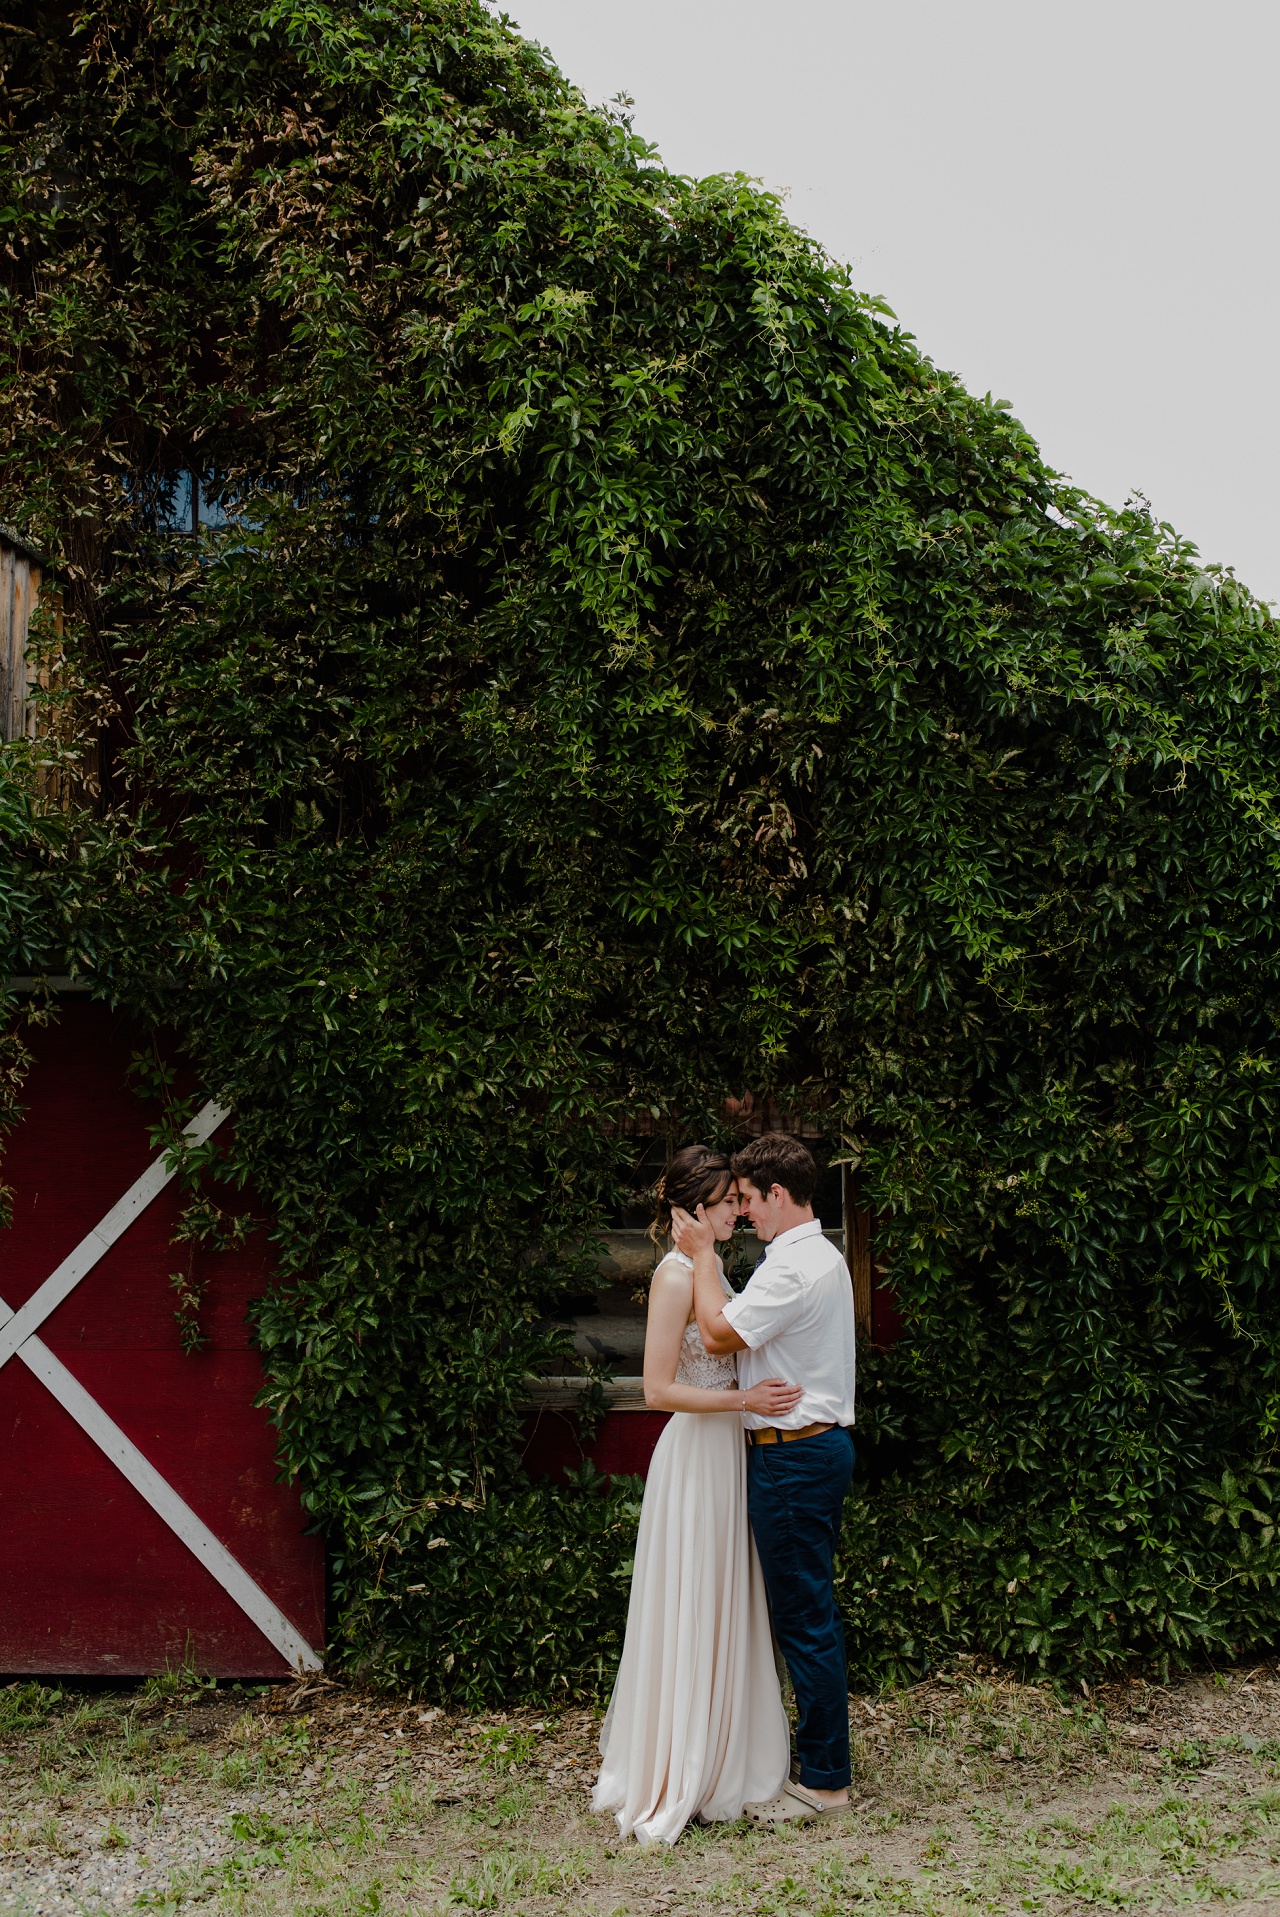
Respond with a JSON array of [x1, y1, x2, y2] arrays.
[[748, 1421, 834, 1446]]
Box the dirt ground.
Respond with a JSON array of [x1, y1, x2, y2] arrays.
[[6, 1659, 1280, 1916]]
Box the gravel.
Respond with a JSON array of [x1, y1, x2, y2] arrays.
[[7, 1666, 1280, 1916], [0, 1687, 602, 1916]]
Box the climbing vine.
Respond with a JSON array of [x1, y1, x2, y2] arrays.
[[4, 0, 1280, 1697]]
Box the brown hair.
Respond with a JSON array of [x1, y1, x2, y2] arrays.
[[731, 1134, 818, 1207], [649, 1144, 734, 1245]]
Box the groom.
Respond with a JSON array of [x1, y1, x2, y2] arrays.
[[672, 1134, 857, 1819]]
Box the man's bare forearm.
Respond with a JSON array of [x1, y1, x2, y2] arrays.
[[692, 1240, 744, 1353]]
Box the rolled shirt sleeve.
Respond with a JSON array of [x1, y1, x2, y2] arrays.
[[726, 1220, 857, 1430], [722, 1263, 809, 1348]]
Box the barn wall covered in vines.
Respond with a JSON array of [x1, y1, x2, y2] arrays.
[[4, 0, 1280, 1697]]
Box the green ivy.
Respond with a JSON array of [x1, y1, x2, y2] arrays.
[[3, 0, 1280, 1696]]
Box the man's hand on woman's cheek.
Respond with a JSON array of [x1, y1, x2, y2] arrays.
[[670, 1204, 716, 1254]]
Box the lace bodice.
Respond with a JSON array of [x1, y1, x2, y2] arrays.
[[661, 1253, 738, 1393], [676, 1316, 738, 1392]]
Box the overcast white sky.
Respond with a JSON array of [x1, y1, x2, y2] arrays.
[[499, 0, 1279, 606]]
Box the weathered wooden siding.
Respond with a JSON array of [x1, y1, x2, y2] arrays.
[[0, 528, 41, 746]]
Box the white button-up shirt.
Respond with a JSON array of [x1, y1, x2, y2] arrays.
[[722, 1217, 857, 1430]]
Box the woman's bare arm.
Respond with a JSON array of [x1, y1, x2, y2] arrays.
[[642, 1255, 801, 1418]]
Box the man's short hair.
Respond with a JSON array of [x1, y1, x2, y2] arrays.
[[731, 1135, 818, 1207]]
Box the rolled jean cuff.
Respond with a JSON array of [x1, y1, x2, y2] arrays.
[[798, 1761, 852, 1790]]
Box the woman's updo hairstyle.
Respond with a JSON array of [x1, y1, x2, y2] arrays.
[[650, 1144, 733, 1245]]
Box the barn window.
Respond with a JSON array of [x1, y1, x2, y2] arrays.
[[525, 1102, 876, 1429], [128, 468, 244, 538]]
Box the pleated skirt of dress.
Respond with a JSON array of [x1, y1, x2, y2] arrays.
[[592, 1411, 790, 1846]]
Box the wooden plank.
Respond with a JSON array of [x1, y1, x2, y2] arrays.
[[3, 1016, 257, 1355], [3, 1305, 321, 1672], [0, 1352, 320, 1676], [597, 1225, 842, 1282], [0, 1039, 317, 1670], [11, 552, 30, 740], [0, 543, 43, 745], [524, 1374, 648, 1412], [0, 1004, 326, 1675], [0, 544, 14, 740], [0, 1101, 226, 1375]]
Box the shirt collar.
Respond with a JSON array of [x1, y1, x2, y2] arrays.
[[764, 1217, 823, 1256]]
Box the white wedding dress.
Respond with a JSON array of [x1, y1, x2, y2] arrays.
[[592, 1253, 791, 1845]]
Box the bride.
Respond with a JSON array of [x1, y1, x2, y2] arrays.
[[592, 1145, 797, 1844]]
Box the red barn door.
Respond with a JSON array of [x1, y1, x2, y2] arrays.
[[0, 999, 324, 1677]]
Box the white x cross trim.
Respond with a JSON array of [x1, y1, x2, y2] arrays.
[[0, 1100, 322, 1673]]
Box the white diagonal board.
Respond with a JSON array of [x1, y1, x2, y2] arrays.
[[0, 1100, 228, 1375], [1, 1099, 323, 1672], [2, 1299, 321, 1671]]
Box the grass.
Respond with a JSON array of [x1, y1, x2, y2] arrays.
[[95, 1753, 141, 1808], [5, 1667, 1280, 1914]]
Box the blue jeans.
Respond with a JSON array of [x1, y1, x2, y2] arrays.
[[747, 1424, 855, 1790]]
